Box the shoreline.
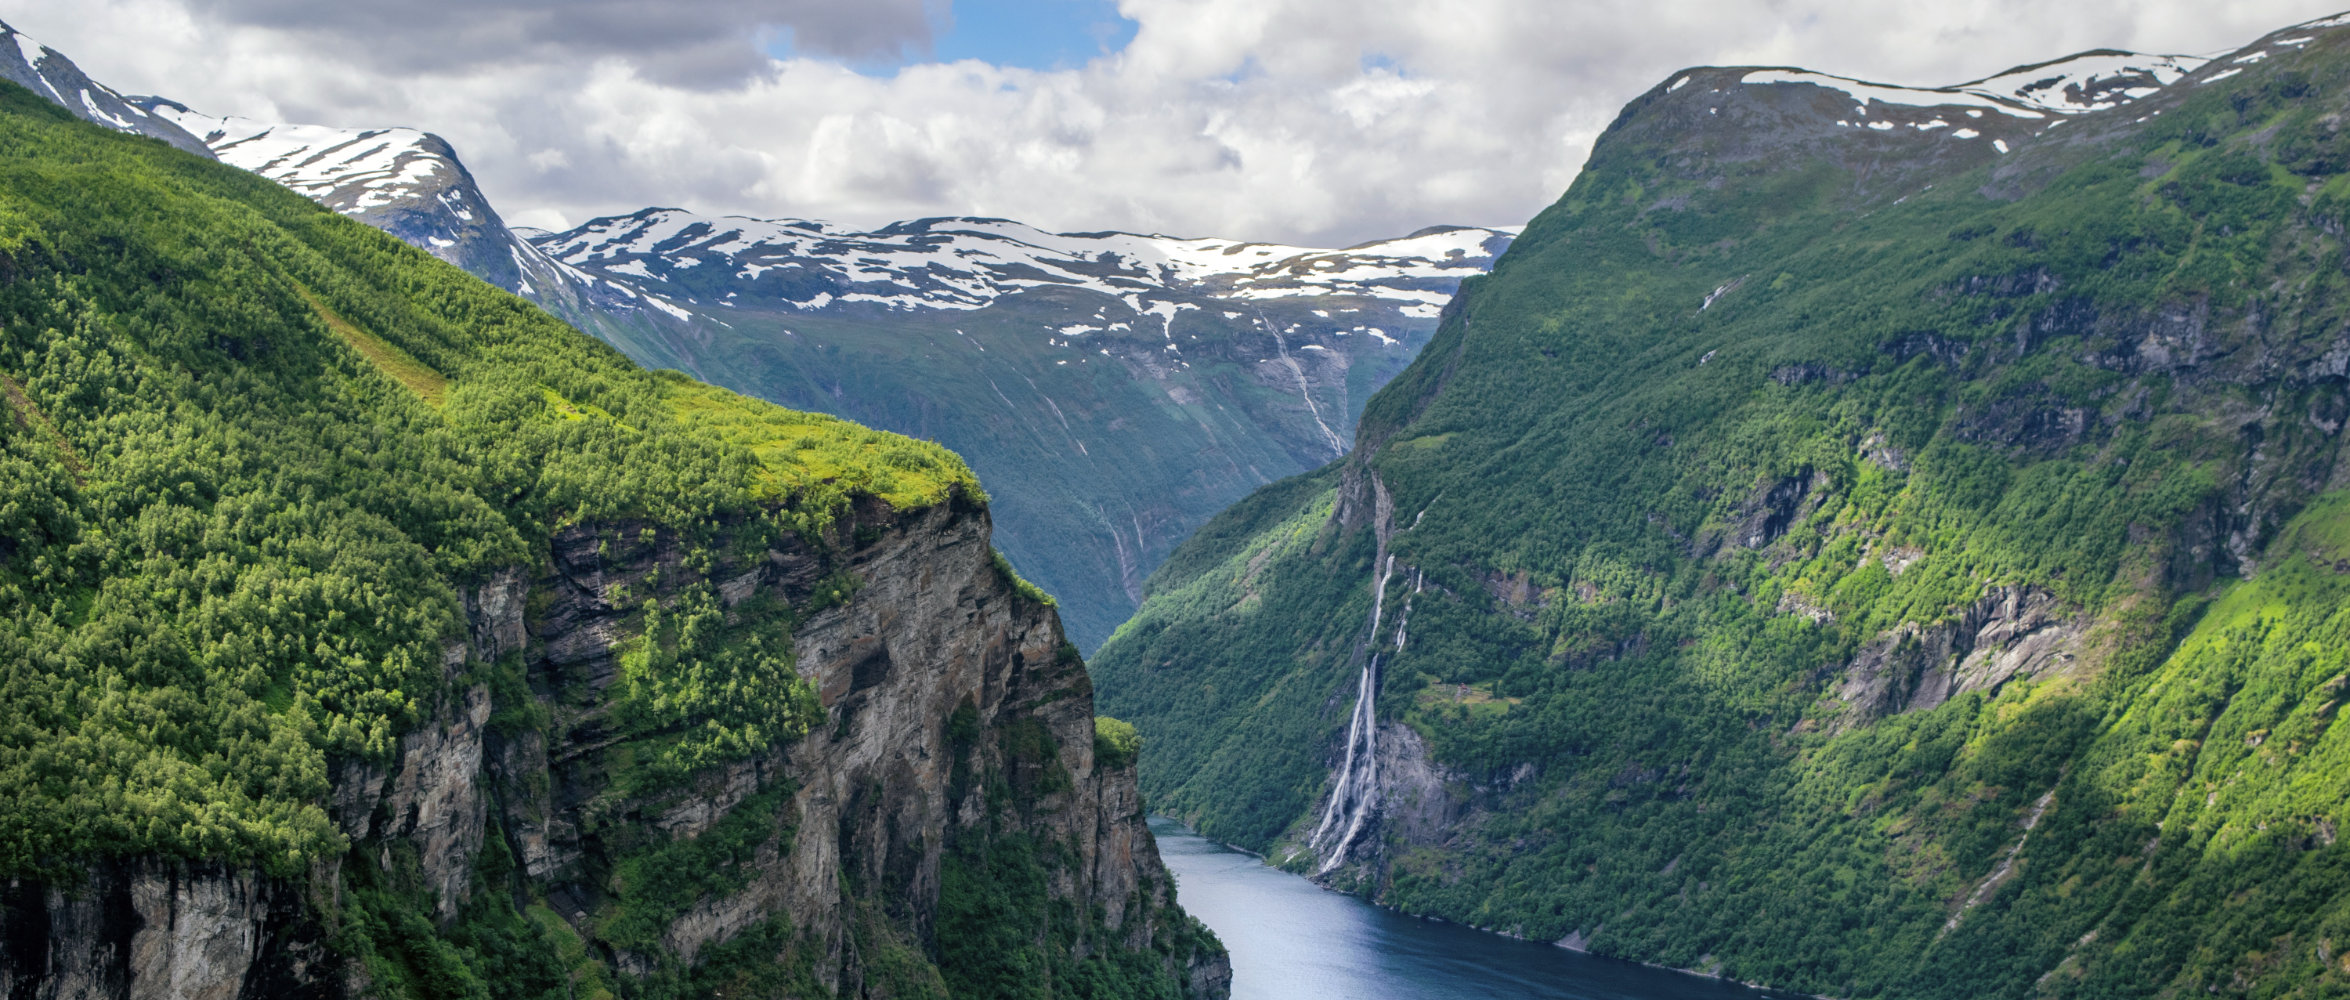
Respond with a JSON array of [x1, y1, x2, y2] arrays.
[[1150, 814, 1831, 1000]]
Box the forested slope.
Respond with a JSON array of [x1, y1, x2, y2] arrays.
[[1095, 15, 2350, 999], [0, 82, 1221, 1000]]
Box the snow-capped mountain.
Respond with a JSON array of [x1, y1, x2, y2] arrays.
[[0, 20, 210, 157], [1700, 48, 2209, 150], [1605, 41, 2265, 218], [530, 208, 1509, 353], [522, 210, 1515, 646], [536, 209, 1501, 318], [135, 99, 591, 302], [1958, 50, 2207, 111]]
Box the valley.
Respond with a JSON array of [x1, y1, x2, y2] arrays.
[[9, 5, 2350, 1000]]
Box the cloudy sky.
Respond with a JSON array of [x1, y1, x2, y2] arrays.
[[16, 0, 2348, 245]]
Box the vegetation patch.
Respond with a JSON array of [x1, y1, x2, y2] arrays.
[[299, 284, 450, 406], [0, 80, 971, 878]]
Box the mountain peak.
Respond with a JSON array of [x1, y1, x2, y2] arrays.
[[0, 18, 212, 157]]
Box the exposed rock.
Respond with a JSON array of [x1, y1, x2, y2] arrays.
[[1777, 590, 1835, 625], [1835, 585, 2087, 727], [0, 861, 333, 1000], [1860, 432, 1912, 473], [1883, 331, 1971, 369], [380, 679, 490, 922], [0, 501, 1225, 997], [1481, 569, 1546, 620], [1735, 469, 1826, 550], [1373, 724, 1462, 849], [1954, 384, 2090, 454]]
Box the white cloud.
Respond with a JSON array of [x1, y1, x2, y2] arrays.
[[9, 0, 2344, 245]]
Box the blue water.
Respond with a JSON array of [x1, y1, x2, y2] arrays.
[[1150, 818, 1802, 1000]]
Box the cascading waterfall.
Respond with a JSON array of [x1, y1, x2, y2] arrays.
[[1308, 554, 1391, 872], [1308, 502, 1425, 875]]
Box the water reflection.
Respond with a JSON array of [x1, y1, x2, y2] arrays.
[[1151, 817, 1800, 1000]]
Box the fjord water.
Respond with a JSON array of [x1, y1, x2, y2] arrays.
[[1151, 818, 1796, 1000]]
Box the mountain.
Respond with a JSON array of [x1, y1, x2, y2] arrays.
[[133, 99, 610, 311], [524, 209, 1513, 645], [0, 77, 1223, 999], [0, 20, 211, 157], [1093, 15, 2350, 1000], [0, 18, 1513, 648]]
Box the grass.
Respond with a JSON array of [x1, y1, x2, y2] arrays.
[[299, 284, 451, 406], [0, 371, 81, 476], [657, 371, 981, 513]]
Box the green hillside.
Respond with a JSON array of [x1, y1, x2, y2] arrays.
[[0, 81, 1217, 1000], [1094, 21, 2350, 1000], [0, 81, 968, 874]]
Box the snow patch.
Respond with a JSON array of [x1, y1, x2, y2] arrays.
[[1741, 69, 2046, 118], [11, 32, 45, 71], [1959, 52, 2205, 113]]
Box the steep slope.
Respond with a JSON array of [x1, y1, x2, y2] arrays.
[[529, 210, 1512, 645], [1095, 16, 2350, 1000], [0, 82, 1223, 999], [1, 12, 1513, 647]]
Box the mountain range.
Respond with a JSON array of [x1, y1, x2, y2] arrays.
[[0, 21, 1509, 647], [1093, 12, 2350, 1000], [18, 7, 2350, 998]]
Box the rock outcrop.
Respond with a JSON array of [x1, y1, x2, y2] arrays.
[[0, 497, 1226, 998], [1833, 585, 2089, 727]]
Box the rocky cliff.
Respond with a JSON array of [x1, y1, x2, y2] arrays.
[[2, 495, 1225, 998], [0, 81, 1220, 998]]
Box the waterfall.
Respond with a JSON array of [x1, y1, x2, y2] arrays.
[[1308, 553, 1393, 873], [1309, 469, 1426, 874]]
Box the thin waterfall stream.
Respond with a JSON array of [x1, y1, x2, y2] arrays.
[[1309, 473, 1409, 873]]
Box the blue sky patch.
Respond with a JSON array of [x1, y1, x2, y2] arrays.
[[770, 0, 1139, 74]]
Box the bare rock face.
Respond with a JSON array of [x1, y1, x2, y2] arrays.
[[1370, 724, 1460, 850], [1835, 585, 2088, 726], [380, 679, 491, 922], [0, 861, 333, 1000], [0, 498, 1225, 998]]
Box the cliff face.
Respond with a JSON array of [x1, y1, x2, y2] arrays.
[[1, 497, 1227, 999]]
